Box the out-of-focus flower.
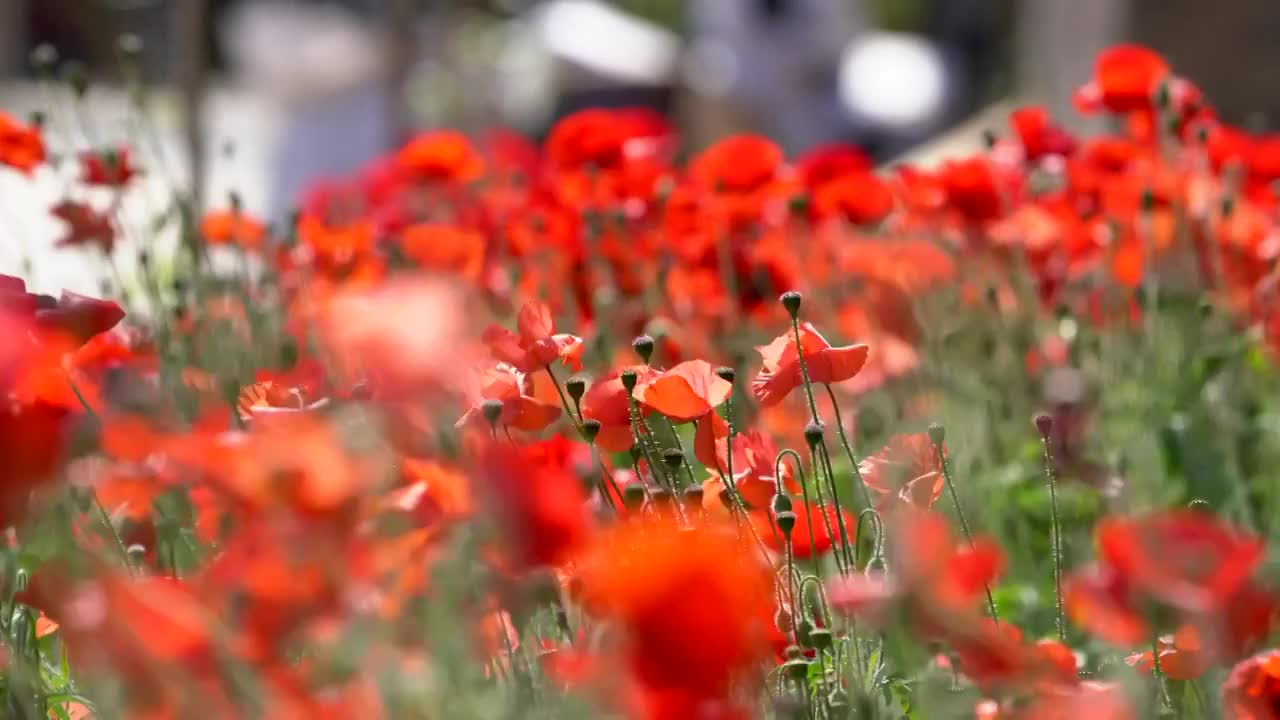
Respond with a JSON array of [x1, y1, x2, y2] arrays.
[[1125, 625, 1209, 680], [811, 172, 895, 226], [858, 433, 944, 512], [52, 201, 116, 253], [752, 322, 869, 407], [577, 516, 774, 709], [79, 146, 140, 187], [201, 209, 268, 250], [1222, 649, 1280, 720], [400, 223, 486, 281], [1010, 106, 1077, 161], [1073, 44, 1170, 115], [398, 130, 484, 185], [478, 439, 590, 570], [0, 112, 45, 173]]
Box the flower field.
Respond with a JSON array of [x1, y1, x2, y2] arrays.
[[4, 43, 1280, 718]]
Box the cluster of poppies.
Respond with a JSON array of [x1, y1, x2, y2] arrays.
[[1, 43, 1280, 718]]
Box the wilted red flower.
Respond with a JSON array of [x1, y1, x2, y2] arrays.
[[52, 201, 117, 254], [1073, 44, 1170, 115], [481, 300, 584, 374], [577, 517, 774, 705], [0, 111, 45, 173], [1223, 649, 1280, 720], [858, 433, 945, 512], [200, 209, 268, 250], [639, 359, 732, 468], [398, 129, 484, 184], [752, 322, 869, 407], [79, 146, 140, 187]]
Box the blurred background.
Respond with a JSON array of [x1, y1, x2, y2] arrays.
[[1, 0, 1278, 286]]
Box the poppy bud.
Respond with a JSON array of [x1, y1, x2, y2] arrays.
[[1153, 81, 1171, 109], [788, 193, 809, 217], [927, 422, 946, 446], [714, 365, 736, 384], [580, 418, 601, 442], [61, 60, 89, 98], [780, 291, 803, 318], [28, 111, 46, 130], [771, 493, 793, 515], [796, 619, 815, 645], [985, 285, 1000, 309], [628, 444, 643, 466], [137, 249, 151, 269], [481, 399, 504, 427], [781, 658, 811, 681], [682, 485, 704, 509], [631, 334, 655, 364], [803, 421, 824, 447], [1140, 188, 1156, 212], [981, 128, 998, 149], [775, 609, 794, 633], [565, 375, 586, 402], [775, 510, 797, 536], [661, 448, 684, 471], [783, 643, 804, 660], [807, 628, 833, 650], [1221, 195, 1236, 218], [29, 44, 58, 75], [1033, 413, 1053, 439], [1197, 299, 1214, 318], [622, 484, 647, 511], [619, 369, 638, 392]]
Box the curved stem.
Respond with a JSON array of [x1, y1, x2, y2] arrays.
[[932, 437, 999, 624], [824, 383, 874, 510]]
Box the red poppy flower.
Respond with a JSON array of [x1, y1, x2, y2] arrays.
[[200, 209, 268, 250], [36, 291, 125, 344], [1125, 625, 1209, 680], [940, 156, 1004, 224], [577, 516, 774, 702], [793, 143, 873, 192], [811, 172, 895, 226], [52, 201, 116, 254], [1064, 563, 1147, 646], [638, 359, 732, 468], [711, 429, 797, 507], [1097, 511, 1264, 612], [456, 364, 562, 433], [1010, 105, 1077, 160], [689, 134, 787, 226], [478, 440, 590, 570], [1223, 649, 1280, 720], [0, 112, 45, 173], [858, 433, 945, 512], [481, 300, 584, 374], [753, 500, 856, 560], [1073, 44, 1170, 115], [397, 130, 484, 184], [752, 322, 869, 407], [580, 365, 659, 452], [79, 146, 140, 187], [400, 223, 486, 281]]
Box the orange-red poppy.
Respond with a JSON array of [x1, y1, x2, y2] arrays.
[[481, 300, 584, 374], [400, 223, 486, 281], [200, 209, 268, 250], [752, 322, 869, 407], [1073, 44, 1170, 115], [858, 433, 945, 512], [1223, 649, 1280, 720], [456, 364, 562, 433], [638, 359, 731, 468], [0, 112, 45, 173], [397, 130, 484, 185]]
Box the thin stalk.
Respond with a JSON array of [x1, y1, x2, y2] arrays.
[[932, 437, 999, 624], [823, 384, 874, 510], [778, 449, 830, 575], [544, 365, 580, 432], [790, 316, 822, 422], [1039, 433, 1067, 643], [817, 441, 857, 574], [1150, 628, 1174, 711]]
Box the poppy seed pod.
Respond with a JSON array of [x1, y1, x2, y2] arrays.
[[619, 369, 638, 392], [806, 628, 833, 650], [628, 445, 643, 466], [62, 60, 89, 98], [631, 335, 655, 364], [580, 418, 601, 442], [981, 128, 998, 149], [771, 493, 793, 515], [783, 644, 804, 660], [622, 484, 647, 511], [714, 365, 736, 384], [29, 44, 58, 75], [649, 487, 673, 507], [565, 375, 586, 402], [803, 422, 824, 447], [781, 658, 811, 681], [795, 619, 815, 645], [682, 485, 704, 508], [1140, 188, 1156, 212], [1034, 413, 1053, 438], [780, 291, 803, 318], [775, 510, 797, 536], [927, 422, 946, 446], [661, 448, 684, 470], [788, 193, 809, 217], [481, 399, 504, 427]]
